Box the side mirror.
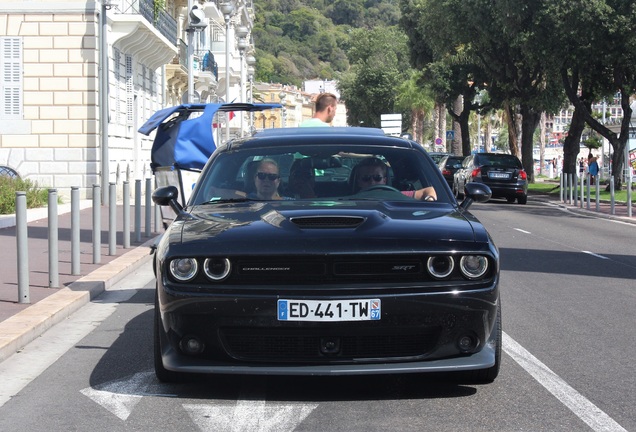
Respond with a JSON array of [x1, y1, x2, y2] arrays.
[[460, 183, 492, 210], [152, 186, 184, 214]]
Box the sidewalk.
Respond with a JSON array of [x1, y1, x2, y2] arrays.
[[0, 202, 162, 363]]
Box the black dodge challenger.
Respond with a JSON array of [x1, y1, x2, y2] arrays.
[[150, 123, 500, 383]]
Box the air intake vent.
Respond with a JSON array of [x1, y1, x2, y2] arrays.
[[290, 215, 365, 228]]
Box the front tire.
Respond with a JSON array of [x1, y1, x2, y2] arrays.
[[517, 194, 528, 205]]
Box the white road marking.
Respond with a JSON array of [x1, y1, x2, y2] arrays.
[[582, 251, 609, 260], [80, 371, 154, 420], [503, 332, 627, 432], [184, 400, 318, 432], [514, 228, 531, 234], [0, 288, 137, 408]]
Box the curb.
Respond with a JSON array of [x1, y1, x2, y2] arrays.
[[0, 237, 156, 364], [529, 195, 636, 225]]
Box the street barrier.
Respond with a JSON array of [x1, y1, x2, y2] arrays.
[[12, 180, 157, 304]]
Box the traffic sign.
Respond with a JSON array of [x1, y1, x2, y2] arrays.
[[446, 130, 455, 140], [435, 137, 442, 145]]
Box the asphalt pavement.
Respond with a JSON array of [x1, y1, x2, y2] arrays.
[[0, 201, 161, 363], [0, 191, 633, 364]]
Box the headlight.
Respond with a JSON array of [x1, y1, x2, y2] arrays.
[[459, 255, 489, 279], [169, 258, 198, 282], [204, 258, 231, 281], [427, 256, 454, 279]]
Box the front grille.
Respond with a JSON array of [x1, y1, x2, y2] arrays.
[[220, 327, 441, 363]]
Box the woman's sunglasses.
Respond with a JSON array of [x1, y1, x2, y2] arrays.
[[360, 174, 385, 182], [256, 172, 280, 181]]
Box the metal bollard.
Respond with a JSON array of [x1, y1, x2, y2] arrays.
[[48, 189, 59, 288], [135, 179, 142, 242], [595, 177, 600, 212], [573, 174, 578, 207], [71, 186, 80, 275], [93, 184, 101, 264], [145, 178, 152, 237], [109, 182, 116, 255], [16, 192, 30, 303], [560, 175, 564, 202], [123, 181, 130, 249], [579, 175, 584, 208], [610, 177, 615, 215], [627, 177, 632, 218]]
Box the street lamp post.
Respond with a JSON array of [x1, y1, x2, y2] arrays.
[[220, 2, 234, 143], [236, 26, 248, 137], [246, 55, 256, 132], [278, 91, 287, 128]]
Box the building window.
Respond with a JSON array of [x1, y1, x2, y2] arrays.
[[0, 166, 20, 179], [0, 37, 22, 119]]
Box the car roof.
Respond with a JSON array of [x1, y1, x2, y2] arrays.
[[223, 127, 419, 151]]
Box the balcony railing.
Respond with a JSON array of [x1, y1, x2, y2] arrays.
[[196, 50, 218, 80], [115, 0, 177, 46], [172, 44, 219, 81]]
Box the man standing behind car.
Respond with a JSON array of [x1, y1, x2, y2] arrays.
[[300, 93, 338, 127]]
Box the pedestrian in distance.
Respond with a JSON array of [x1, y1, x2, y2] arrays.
[[588, 152, 599, 185], [300, 92, 338, 127]]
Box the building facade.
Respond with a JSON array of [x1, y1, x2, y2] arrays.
[[1, 0, 254, 200]]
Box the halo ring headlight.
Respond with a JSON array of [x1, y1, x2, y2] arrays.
[[169, 258, 198, 282], [204, 258, 231, 281], [459, 255, 489, 279], [427, 256, 454, 279]]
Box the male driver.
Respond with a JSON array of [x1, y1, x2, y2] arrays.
[[300, 92, 338, 127]]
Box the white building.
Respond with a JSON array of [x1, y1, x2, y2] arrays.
[[0, 0, 254, 200]]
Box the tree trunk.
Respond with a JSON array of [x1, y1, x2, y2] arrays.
[[562, 105, 587, 177], [503, 101, 520, 158], [452, 96, 463, 155], [484, 118, 493, 153], [519, 104, 541, 183], [539, 112, 546, 177]]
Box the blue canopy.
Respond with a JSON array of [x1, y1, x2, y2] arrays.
[[139, 103, 282, 172]]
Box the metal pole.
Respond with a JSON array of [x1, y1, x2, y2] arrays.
[[573, 173, 578, 207], [100, 0, 110, 205], [187, 2, 194, 104], [610, 176, 615, 215], [560, 175, 564, 202], [109, 182, 116, 255], [145, 178, 152, 237], [135, 179, 142, 242], [595, 177, 600, 212], [586, 174, 591, 210], [155, 202, 161, 233], [123, 181, 130, 248], [567, 173, 573, 204], [93, 184, 101, 264], [579, 174, 584, 208], [71, 186, 80, 275], [225, 14, 231, 142], [16, 191, 29, 304], [48, 189, 59, 288], [626, 145, 633, 217]]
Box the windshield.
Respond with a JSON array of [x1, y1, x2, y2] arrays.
[[189, 144, 450, 205]]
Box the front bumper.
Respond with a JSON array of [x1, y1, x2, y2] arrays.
[[156, 284, 499, 375]]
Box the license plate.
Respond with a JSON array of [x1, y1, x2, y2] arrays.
[[488, 172, 510, 179], [277, 299, 381, 322]]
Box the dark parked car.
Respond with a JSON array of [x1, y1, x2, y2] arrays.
[[428, 152, 452, 164], [145, 107, 500, 384], [437, 154, 465, 188], [454, 153, 528, 204]]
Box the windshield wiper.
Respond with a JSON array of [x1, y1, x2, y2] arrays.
[[201, 197, 251, 204]]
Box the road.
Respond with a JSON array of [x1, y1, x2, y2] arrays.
[[0, 199, 633, 432]]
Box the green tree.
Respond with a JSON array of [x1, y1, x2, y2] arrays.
[[337, 26, 412, 127]]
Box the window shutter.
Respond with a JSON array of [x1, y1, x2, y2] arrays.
[[1, 37, 22, 119]]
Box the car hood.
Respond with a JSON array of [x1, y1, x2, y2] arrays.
[[167, 200, 489, 254]]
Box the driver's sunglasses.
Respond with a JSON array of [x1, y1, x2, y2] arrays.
[[360, 174, 385, 183], [256, 172, 280, 181]]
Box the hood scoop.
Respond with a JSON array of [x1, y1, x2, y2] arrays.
[[290, 215, 366, 229]]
